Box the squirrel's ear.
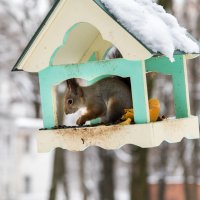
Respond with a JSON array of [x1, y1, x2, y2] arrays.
[[66, 79, 79, 93], [78, 87, 83, 97]]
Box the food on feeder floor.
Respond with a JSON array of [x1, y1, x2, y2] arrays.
[[119, 118, 132, 125], [121, 109, 134, 121], [120, 98, 161, 125]]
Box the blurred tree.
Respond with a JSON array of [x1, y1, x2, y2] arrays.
[[130, 147, 149, 200], [157, 0, 173, 12], [157, 143, 169, 200], [0, 1, 55, 200], [98, 150, 115, 200], [130, 2, 175, 200], [80, 152, 89, 200], [49, 90, 69, 200], [49, 0, 57, 6], [2, 1, 199, 200], [182, 0, 200, 199], [49, 148, 68, 200], [149, 2, 173, 200]]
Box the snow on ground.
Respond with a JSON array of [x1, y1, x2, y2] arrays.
[[100, 0, 200, 61]]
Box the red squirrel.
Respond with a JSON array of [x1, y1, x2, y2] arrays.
[[64, 77, 132, 126]]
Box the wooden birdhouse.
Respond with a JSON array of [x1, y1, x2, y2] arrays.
[[13, 0, 200, 152]]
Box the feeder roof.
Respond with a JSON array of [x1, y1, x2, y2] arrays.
[[96, 0, 200, 61], [13, 0, 200, 72]]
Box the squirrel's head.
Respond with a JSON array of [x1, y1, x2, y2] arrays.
[[64, 79, 84, 115]]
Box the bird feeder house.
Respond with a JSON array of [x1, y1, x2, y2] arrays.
[[13, 0, 200, 152]]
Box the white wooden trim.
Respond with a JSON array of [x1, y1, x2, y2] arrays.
[[36, 116, 199, 152], [17, 0, 152, 72], [183, 55, 191, 116], [52, 86, 58, 126], [142, 60, 150, 122], [185, 54, 200, 60], [79, 34, 113, 62]]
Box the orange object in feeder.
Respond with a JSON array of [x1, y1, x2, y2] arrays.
[[120, 98, 160, 125]]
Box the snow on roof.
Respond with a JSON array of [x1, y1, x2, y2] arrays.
[[100, 0, 200, 61]]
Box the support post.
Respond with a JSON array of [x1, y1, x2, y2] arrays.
[[39, 74, 58, 128], [172, 56, 190, 118], [145, 55, 191, 118], [130, 61, 150, 123]]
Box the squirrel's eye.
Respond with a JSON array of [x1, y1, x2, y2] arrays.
[[68, 99, 73, 105]]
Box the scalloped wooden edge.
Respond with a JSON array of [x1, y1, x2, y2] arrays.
[[36, 116, 199, 152]]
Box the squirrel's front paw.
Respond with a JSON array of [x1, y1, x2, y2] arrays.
[[76, 117, 86, 126]]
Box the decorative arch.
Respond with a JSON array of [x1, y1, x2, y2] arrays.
[[50, 22, 113, 66]]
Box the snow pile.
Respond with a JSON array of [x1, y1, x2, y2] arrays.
[[100, 0, 200, 61]]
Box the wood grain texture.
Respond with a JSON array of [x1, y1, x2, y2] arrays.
[[36, 116, 199, 152]]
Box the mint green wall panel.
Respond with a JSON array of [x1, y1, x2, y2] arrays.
[[145, 55, 190, 118], [39, 59, 150, 128]]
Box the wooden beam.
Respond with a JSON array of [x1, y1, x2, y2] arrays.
[[145, 55, 191, 118], [36, 116, 199, 152]]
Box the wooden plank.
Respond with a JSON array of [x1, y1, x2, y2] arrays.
[[145, 55, 183, 75], [145, 55, 191, 118], [40, 59, 137, 85], [130, 60, 150, 123], [79, 33, 112, 62], [172, 55, 190, 118], [39, 59, 137, 128], [39, 74, 58, 128], [39, 59, 151, 128], [36, 116, 199, 152]]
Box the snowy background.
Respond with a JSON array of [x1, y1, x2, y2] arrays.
[[0, 0, 200, 200]]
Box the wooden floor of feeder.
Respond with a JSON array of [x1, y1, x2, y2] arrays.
[[36, 116, 199, 152]]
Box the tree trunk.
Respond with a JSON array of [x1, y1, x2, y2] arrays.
[[80, 152, 88, 200], [130, 147, 149, 200], [178, 140, 191, 200], [182, 1, 200, 200], [98, 149, 115, 200], [49, 149, 68, 200], [157, 143, 169, 200], [189, 10, 200, 200], [49, 91, 69, 200]]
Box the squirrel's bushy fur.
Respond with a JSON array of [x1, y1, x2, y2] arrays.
[[64, 77, 132, 126]]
